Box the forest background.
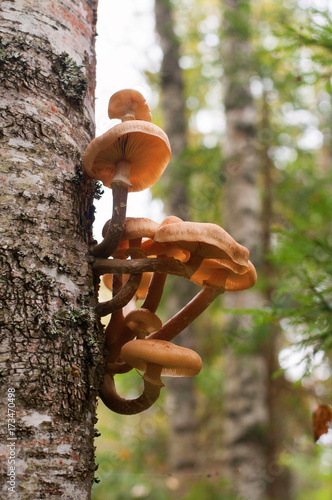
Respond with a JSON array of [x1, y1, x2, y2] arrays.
[[93, 0, 332, 499]]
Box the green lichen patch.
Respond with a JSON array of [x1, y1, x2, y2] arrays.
[[52, 52, 88, 102]]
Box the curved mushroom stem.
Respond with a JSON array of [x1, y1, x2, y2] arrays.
[[93, 257, 190, 279], [100, 371, 162, 415], [90, 182, 128, 258], [148, 285, 224, 342], [97, 273, 142, 316], [141, 272, 167, 313]]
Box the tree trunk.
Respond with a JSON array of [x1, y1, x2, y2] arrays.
[[0, 1, 102, 498], [220, 1, 269, 498], [154, 0, 199, 475]]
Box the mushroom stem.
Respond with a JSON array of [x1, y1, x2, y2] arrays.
[[143, 362, 164, 387], [93, 257, 190, 279], [141, 272, 167, 312], [106, 324, 137, 366], [97, 273, 142, 316], [100, 371, 162, 415], [148, 285, 224, 342], [90, 182, 128, 258]]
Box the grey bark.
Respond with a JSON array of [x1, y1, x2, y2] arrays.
[[221, 1, 269, 499], [0, 1, 102, 498], [154, 0, 199, 473]]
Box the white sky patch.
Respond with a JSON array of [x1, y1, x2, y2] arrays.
[[93, 0, 164, 238]]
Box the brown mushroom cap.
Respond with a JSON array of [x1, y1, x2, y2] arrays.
[[190, 259, 257, 291], [108, 89, 152, 122], [120, 339, 203, 380], [124, 308, 162, 336], [83, 121, 171, 191], [154, 221, 250, 267], [102, 217, 159, 241]]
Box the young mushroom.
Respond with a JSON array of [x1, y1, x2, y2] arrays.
[[124, 308, 162, 338], [100, 339, 202, 415], [108, 89, 152, 122], [83, 90, 171, 258], [120, 339, 203, 387]]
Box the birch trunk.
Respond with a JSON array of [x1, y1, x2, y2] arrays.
[[154, 0, 199, 474], [221, 1, 269, 498], [0, 1, 102, 498]]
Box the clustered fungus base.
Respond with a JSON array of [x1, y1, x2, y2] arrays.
[[83, 89, 257, 415]]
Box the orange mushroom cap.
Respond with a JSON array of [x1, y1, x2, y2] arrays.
[[108, 89, 152, 122], [154, 221, 250, 268], [190, 259, 257, 291], [83, 120, 171, 191], [120, 339, 203, 386]]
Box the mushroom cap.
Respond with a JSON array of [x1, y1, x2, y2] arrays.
[[120, 339, 203, 378], [102, 217, 159, 241], [190, 259, 257, 291], [108, 89, 152, 122], [83, 121, 171, 191], [124, 308, 162, 335], [154, 221, 250, 267]]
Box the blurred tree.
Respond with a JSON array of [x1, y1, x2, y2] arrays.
[[154, 0, 201, 476], [219, 1, 272, 498], [0, 1, 102, 497]]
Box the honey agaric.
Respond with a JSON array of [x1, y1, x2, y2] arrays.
[[154, 220, 250, 273], [92, 92, 259, 415], [120, 339, 203, 387], [124, 308, 162, 338], [103, 217, 160, 243], [148, 243, 256, 343], [190, 259, 257, 291], [108, 89, 152, 122], [83, 90, 171, 258]]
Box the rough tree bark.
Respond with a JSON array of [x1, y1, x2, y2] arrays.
[[0, 1, 102, 498], [154, 0, 200, 475], [220, 1, 269, 499]]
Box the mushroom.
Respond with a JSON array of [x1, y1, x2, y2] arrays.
[[83, 92, 171, 258], [108, 89, 152, 122], [100, 338, 202, 415], [153, 220, 250, 275], [102, 217, 160, 246], [190, 259, 257, 291], [124, 308, 162, 338], [148, 260, 257, 343], [120, 339, 203, 387]]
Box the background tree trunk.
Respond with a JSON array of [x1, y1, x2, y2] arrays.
[[154, 0, 200, 475], [0, 1, 102, 498], [220, 1, 269, 498]]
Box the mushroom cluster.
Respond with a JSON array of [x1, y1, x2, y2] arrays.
[[83, 89, 257, 415]]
